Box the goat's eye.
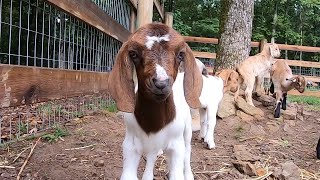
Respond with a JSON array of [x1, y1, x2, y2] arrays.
[[177, 52, 185, 61], [129, 51, 138, 59]]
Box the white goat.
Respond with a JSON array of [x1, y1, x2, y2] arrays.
[[197, 73, 224, 149], [269, 59, 307, 118], [108, 23, 203, 180], [180, 59, 224, 149]]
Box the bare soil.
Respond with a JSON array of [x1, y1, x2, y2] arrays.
[[0, 103, 319, 180]]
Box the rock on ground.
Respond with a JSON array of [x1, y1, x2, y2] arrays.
[[272, 161, 300, 180], [236, 97, 264, 117], [236, 110, 254, 122], [217, 92, 237, 118]]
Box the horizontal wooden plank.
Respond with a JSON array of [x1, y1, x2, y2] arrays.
[[184, 36, 320, 52], [278, 59, 320, 68], [278, 44, 320, 53], [0, 65, 109, 108], [47, 0, 131, 42], [288, 89, 320, 97], [154, 0, 164, 20], [184, 36, 218, 44], [192, 51, 216, 59]]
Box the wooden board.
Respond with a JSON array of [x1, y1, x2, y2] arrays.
[[154, 0, 164, 20], [47, 0, 131, 42], [278, 59, 320, 68], [0, 65, 109, 108], [184, 36, 320, 52], [193, 51, 216, 59]]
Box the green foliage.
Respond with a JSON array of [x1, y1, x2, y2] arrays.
[[107, 103, 118, 113], [172, 0, 320, 63], [42, 126, 69, 143]]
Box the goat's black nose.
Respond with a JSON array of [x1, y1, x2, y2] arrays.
[[153, 78, 169, 89]]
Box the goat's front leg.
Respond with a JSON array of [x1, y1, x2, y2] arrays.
[[281, 92, 287, 110], [203, 103, 219, 149], [274, 90, 283, 118], [198, 108, 207, 141], [166, 138, 185, 180], [142, 152, 158, 180], [120, 134, 141, 180], [183, 120, 194, 180]]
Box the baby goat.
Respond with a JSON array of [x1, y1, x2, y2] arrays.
[[236, 41, 281, 106], [108, 23, 203, 180], [180, 59, 224, 149], [269, 59, 306, 118]]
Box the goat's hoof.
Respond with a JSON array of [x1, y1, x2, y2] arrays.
[[204, 137, 215, 149]]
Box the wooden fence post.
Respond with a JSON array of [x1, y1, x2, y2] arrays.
[[137, 0, 153, 28], [130, 11, 136, 33], [165, 12, 173, 28]]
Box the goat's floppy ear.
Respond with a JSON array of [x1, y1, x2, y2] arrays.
[[108, 42, 135, 112], [286, 77, 297, 83], [183, 44, 203, 109]]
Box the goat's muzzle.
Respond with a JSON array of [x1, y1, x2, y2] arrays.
[[149, 76, 171, 101]]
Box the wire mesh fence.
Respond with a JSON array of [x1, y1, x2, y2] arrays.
[[0, 0, 131, 145], [0, 0, 130, 72]]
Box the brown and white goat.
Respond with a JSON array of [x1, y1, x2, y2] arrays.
[[269, 59, 307, 118], [235, 41, 281, 106], [108, 23, 203, 180]]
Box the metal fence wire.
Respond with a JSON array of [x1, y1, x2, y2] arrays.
[[0, 0, 130, 72], [0, 0, 131, 145]]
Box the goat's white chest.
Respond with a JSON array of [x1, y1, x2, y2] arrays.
[[122, 73, 189, 155]]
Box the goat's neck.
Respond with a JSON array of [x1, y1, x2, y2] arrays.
[[134, 91, 176, 135]]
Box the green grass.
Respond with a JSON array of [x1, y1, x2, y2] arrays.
[[42, 126, 69, 143], [107, 103, 117, 112], [288, 95, 320, 105], [288, 95, 320, 110]]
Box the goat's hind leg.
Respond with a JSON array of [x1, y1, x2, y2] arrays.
[[198, 108, 208, 141], [244, 77, 256, 107], [203, 104, 218, 149]]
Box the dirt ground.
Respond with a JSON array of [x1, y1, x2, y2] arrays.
[[0, 103, 320, 180]]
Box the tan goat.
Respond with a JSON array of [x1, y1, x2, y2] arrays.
[[269, 59, 307, 118], [235, 41, 281, 106], [215, 69, 240, 93]]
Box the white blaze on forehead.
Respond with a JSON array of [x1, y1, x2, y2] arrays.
[[145, 34, 170, 50], [156, 64, 168, 81]]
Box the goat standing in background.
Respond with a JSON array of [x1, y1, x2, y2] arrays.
[[269, 59, 306, 118], [108, 23, 203, 180], [235, 41, 281, 106]]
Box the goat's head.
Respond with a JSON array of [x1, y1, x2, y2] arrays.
[[108, 23, 203, 112], [216, 69, 240, 93], [286, 76, 306, 93]]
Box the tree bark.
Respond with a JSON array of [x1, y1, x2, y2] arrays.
[[215, 0, 254, 72]]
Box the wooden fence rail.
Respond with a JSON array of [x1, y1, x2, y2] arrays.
[[184, 36, 320, 97]]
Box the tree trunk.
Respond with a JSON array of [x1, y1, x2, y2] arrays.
[[215, 0, 254, 72]]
